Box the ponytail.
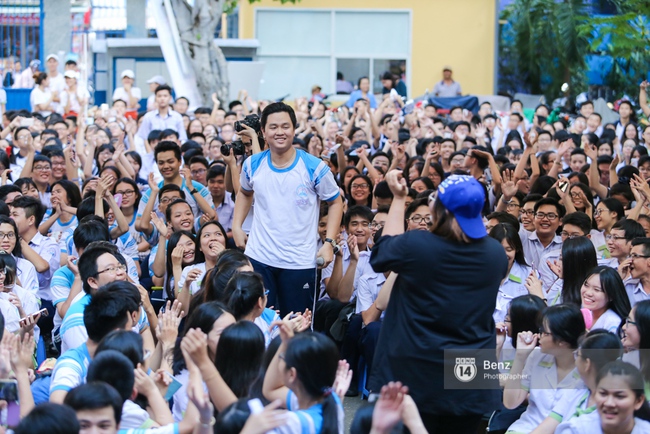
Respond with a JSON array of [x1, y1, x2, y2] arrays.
[[319, 392, 340, 434], [224, 272, 265, 320]]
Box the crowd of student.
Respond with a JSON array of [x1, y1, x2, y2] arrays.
[[0, 57, 650, 433]]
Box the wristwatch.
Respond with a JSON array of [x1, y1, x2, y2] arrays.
[[324, 238, 340, 255], [190, 188, 199, 195], [501, 197, 513, 205]]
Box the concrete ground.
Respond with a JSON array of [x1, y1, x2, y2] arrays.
[[343, 394, 369, 432]]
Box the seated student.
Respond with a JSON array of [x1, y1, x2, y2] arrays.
[[65, 382, 123, 434], [623, 238, 650, 306], [137, 183, 186, 241], [540, 331, 623, 433], [504, 304, 587, 433], [537, 212, 590, 292], [519, 197, 564, 268], [87, 350, 173, 430], [261, 325, 345, 434], [606, 219, 645, 273], [489, 224, 532, 324], [171, 301, 235, 421], [49, 281, 142, 403], [51, 220, 111, 349], [10, 195, 60, 296], [206, 165, 235, 236], [39, 179, 82, 252], [555, 361, 650, 434], [136, 141, 215, 226], [0, 215, 39, 296], [13, 403, 80, 434], [0, 252, 41, 336], [224, 271, 281, 347], [176, 221, 227, 306], [620, 300, 650, 376], [581, 267, 631, 333], [59, 243, 152, 354], [325, 206, 374, 304]]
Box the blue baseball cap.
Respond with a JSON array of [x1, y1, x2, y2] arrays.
[[437, 175, 487, 239]]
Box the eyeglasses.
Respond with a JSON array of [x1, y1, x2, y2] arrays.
[[626, 317, 637, 326], [628, 254, 650, 260], [159, 197, 177, 205], [605, 234, 626, 241], [369, 222, 385, 229], [593, 208, 610, 217], [0, 232, 16, 240], [506, 202, 521, 210], [116, 190, 136, 197], [561, 231, 583, 239], [408, 215, 433, 224], [96, 264, 127, 276], [570, 192, 582, 199], [191, 169, 206, 176], [573, 349, 582, 359], [538, 327, 551, 336], [520, 209, 535, 216], [535, 212, 558, 221], [451, 158, 465, 164], [33, 165, 51, 171], [0, 267, 7, 277], [351, 183, 370, 190]]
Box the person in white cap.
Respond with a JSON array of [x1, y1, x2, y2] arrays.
[[46, 54, 66, 112], [112, 69, 141, 111], [12, 59, 40, 89], [146, 75, 170, 112], [60, 70, 89, 116]]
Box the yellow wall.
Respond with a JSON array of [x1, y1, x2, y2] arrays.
[[239, 0, 497, 96]]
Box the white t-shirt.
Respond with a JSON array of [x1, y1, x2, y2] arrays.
[[240, 149, 340, 269], [590, 308, 622, 334], [59, 86, 90, 114], [31, 87, 53, 117], [178, 262, 207, 295], [113, 87, 142, 107]]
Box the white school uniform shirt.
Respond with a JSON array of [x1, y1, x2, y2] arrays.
[[624, 279, 650, 306], [590, 230, 611, 260], [320, 240, 372, 302], [590, 309, 622, 333], [355, 271, 386, 319], [240, 149, 340, 269], [506, 349, 586, 433], [215, 193, 235, 233], [519, 227, 563, 271], [0, 284, 42, 341], [28, 232, 61, 301], [0, 297, 21, 333], [555, 410, 650, 434], [15, 256, 39, 295], [177, 262, 207, 296], [493, 262, 531, 324], [172, 369, 208, 422], [120, 399, 154, 430]]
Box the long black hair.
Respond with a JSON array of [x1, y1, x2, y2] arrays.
[[509, 295, 546, 348], [561, 237, 598, 306], [541, 304, 586, 349], [0, 215, 22, 257], [165, 230, 196, 302], [578, 330, 623, 379], [582, 266, 631, 333], [632, 300, 650, 383], [489, 223, 527, 267], [215, 321, 265, 398], [225, 271, 266, 320], [172, 301, 230, 375], [284, 332, 341, 434], [51, 179, 83, 208]]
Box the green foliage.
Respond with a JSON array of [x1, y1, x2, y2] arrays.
[[579, 0, 650, 99], [500, 0, 590, 99]]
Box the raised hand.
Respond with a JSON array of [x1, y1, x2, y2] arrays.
[[524, 271, 544, 299], [156, 301, 183, 348], [372, 382, 408, 434], [385, 169, 408, 198], [548, 258, 563, 278], [10, 333, 35, 373], [501, 169, 518, 199], [332, 360, 353, 401], [516, 331, 539, 351], [181, 328, 210, 367], [269, 319, 294, 344], [347, 234, 359, 262], [171, 245, 184, 267], [240, 400, 288, 434]]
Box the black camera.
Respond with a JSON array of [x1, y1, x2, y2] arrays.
[[234, 114, 261, 133], [221, 140, 246, 157]]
